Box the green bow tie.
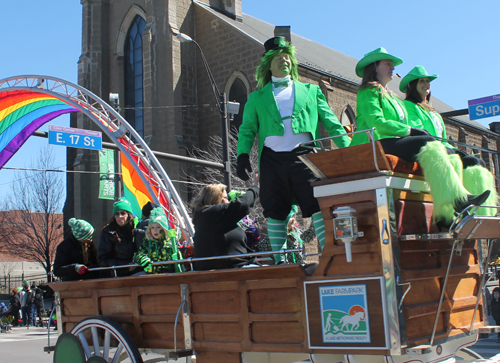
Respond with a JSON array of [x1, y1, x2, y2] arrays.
[[272, 80, 290, 88]]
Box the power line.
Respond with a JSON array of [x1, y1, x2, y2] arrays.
[[2, 166, 121, 175]]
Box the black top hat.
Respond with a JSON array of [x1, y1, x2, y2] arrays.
[[263, 36, 288, 54]]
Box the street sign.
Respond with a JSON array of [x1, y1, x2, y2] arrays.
[[48, 125, 102, 151], [468, 94, 500, 121]]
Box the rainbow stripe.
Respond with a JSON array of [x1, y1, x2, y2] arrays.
[[120, 151, 153, 217], [0, 90, 78, 168], [0, 88, 174, 226]]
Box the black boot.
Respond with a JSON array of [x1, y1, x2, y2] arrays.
[[454, 190, 491, 213]]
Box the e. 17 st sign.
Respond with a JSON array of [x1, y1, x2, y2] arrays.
[[48, 125, 102, 151], [468, 94, 500, 121]]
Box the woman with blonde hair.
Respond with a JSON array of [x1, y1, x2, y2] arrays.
[[192, 175, 261, 270], [351, 48, 490, 227]]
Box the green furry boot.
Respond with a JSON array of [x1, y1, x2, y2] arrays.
[[448, 153, 463, 182], [417, 141, 469, 223], [463, 165, 499, 216]]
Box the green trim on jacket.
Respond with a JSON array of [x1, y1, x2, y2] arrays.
[[404, 100, 454, 149], [350, 87, 413, 146], [236, 81, 350, 166]]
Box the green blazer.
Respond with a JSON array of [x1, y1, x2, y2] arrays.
[[237, 81, 350, 163], [404, 100, 453, 149], [350, 87, 414, 146]]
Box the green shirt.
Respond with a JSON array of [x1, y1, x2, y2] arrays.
[[404, 100, 453, 149], [351, 86, 413, 146]]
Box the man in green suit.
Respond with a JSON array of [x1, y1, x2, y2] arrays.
[[236, 36, 350, 262]]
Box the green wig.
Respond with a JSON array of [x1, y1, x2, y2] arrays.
[[255, 43, 300, 89]]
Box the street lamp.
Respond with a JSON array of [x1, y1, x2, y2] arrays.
[[176, 32, 236, 191]]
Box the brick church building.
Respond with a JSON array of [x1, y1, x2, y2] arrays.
[[64, 0, 500, 231]]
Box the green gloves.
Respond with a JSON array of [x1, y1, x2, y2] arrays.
[[138, 255, 152, 273]]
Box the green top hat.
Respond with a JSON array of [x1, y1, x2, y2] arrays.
[[399, 65, 438, 93], [355, 47, 403, 78]]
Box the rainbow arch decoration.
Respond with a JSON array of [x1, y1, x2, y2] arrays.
[[0, 75, 193, 240], [0, 90, 79, 168]]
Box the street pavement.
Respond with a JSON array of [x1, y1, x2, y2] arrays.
[[0, 326, 57, 362]]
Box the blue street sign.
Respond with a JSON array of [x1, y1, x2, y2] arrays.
[[468, 94, 500, 121], [48, 125, 102, 151]]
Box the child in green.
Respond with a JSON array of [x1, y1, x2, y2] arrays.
[[133, 207, 183, 274]]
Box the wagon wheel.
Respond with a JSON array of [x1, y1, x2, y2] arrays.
[[70, 316, 144, 363]]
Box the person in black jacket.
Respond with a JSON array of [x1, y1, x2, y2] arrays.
[[491, 287, 500, 342], [98, 198, 144, 277], [53, 218, 99, 281], [9, 288, 21, 326], [192, 174, 261, 270]]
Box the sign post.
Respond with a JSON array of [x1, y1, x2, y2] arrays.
[[48, 125, 102, 150], [468, 94, 500, 121]]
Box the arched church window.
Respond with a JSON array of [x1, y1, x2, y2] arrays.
[[228, 77, 248, 131], [124, 16, 146, 137]]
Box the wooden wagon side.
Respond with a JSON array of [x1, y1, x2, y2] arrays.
[[53, 265, 311, 362]]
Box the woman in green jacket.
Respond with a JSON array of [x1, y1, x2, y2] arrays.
[[352, 48, 489, 226], [401, 66, 498, 217]]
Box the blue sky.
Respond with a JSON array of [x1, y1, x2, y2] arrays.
[[0, 0, 498, 204]]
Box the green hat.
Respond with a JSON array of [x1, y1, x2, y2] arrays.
[[68, 218, 94, 241], [113, 197, 134, 215], [147, 207, 176, 239], [399, 65, 438, 93], [355, 47, 403, 78]]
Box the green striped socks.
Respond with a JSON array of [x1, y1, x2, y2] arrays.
[[267, 218, 287, 263], [312, 212, 326, 251]]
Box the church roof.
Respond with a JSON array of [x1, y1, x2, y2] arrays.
[[195, 1, 488, 131]]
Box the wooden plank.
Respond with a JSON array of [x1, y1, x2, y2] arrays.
[[402, 265, 480, 281], [140, 293, 181, 315], [248, 288, 302, 314], [302, 142, 390, 179], [189, 281, 239, 293], [193, 341, 243, 352], [196, 351, 241, 363], [139, 315, 178, 323], [141, 322, 184, 343], [240, 280, 251, 352], [249, 312, 301, 322], [246, 277, 298, 289], [193, 322, 243, 342], [405, 296, 479, 317], [191, 290, 241, 314], [100, 295, 134, 315], [251, 322, 304, 344], [405, 312, 446, 342], [62, 298, 95, 316], [190, 314, 240, 323]]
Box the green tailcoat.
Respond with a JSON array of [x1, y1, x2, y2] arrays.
[[404, 100, 453, 149], [236, 81, 350, 163], [351, 87, 414, 146]]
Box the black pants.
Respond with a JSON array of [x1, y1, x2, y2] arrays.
[[260, 146, 320, 220], [379, 136, 436, 162], [380, 136, 485, 168]]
